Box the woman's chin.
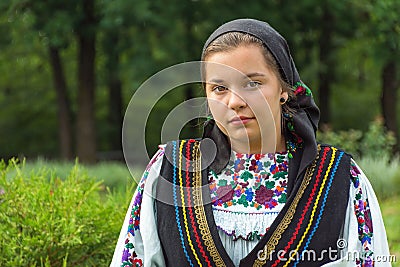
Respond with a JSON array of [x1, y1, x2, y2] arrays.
[[228, 129, 259, 145]]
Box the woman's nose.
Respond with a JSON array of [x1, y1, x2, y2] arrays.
[[227, 91, 247, 110]]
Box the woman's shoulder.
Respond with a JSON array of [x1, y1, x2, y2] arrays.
[[318, 144, 369, 187], [349, 158, 370, 189], [317, 143, 355, 171], [143, 139, 201, 176], [143, 144, 166, 171], [317, 142, 353, 157], [315, 144, 368, 185], [163, 139, 202, 147], [161, 139, 203, 157]]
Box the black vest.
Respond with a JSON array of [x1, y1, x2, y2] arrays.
[[155, 139, 350, 267]]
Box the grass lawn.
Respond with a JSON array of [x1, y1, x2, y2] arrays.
[[381, 196, 400, 266], [18, 158, 143, 192]]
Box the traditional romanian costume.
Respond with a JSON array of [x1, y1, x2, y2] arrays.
[[111, 19, 390, 267]]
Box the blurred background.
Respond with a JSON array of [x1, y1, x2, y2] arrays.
[[0, 0, 399, 163], [0, 0, 399, 265]]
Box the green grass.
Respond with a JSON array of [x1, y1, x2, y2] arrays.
[[357, 156, 400, 201], [11, 158, 144, 193], [381, 196, 400, 266]]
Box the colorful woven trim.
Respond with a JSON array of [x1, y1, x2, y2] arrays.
[[172, 139, 226, 267], [253, 145, 321, 267], [254, 146, 345, 267], [351, 161, 374, 266], [173, 140, 195, 266], [291, 150, 344, 267], [271, 147, 333, 267], [122, 148, 164, 267]]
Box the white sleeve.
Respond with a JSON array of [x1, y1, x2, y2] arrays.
[[322, 159, 391, 267], [110, 147, 166, 267]]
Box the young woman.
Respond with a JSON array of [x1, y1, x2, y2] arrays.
[[111, 19, 390, 267]]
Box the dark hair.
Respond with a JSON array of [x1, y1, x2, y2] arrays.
[[202, 32, 295, 115]]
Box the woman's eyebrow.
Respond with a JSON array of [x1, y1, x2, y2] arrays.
[[245, 72, 266, 79], [207, 78, 226, 84], [207, 73, 266, 84]]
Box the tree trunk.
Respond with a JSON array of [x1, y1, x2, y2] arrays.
[[318, 5, 334, 126], [48, 46, 73, 160], [104, 33, 123, 153], [381, 60, 399, 148], [76, 0, 97, 163], [183, 2, 197, 133]]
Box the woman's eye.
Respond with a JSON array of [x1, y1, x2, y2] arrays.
[[246, 81, 261, 88], [213, 85, 228, 93]]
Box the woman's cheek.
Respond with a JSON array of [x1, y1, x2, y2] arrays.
[[208, 98, 228, 123]]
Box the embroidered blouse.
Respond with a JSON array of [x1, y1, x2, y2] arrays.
[[110, 145, 391, 267], [209, 151, 289, 265]]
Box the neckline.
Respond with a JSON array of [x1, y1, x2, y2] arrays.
[[231, 150, 289, 160], [203, 161, 294, 266], [233, 150, 288, 155]]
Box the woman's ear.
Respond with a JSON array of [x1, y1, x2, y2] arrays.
[[280, 91, 289, 104]]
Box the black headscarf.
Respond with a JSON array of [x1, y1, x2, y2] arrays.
[[200, 18, 320, 188]]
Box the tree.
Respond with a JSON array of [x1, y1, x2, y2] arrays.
[[99, 0, 151, 155], [49, 46, 73, 159], [7, 1, 77, 160], [2, 0, 396, 160], [363, 0, 400, 149], [75, 0, 98, 163], [294, 0, 361, 126], [8, 0, 99, 163]]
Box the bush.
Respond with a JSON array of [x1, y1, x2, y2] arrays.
[[360, 117, 397, 159], [0, 159, 133, 266], [318, 118, 397, 159], [317, 128, 363, 157], [317, 118, 400, 201]]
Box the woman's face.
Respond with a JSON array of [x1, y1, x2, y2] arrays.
[[204, 44, 288, 153]]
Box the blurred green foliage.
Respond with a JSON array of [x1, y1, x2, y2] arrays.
[[0, 159, 134, 266], [318, 118, 400, 202], [318, 118, 397, 159], [0, 0, 399, 160]]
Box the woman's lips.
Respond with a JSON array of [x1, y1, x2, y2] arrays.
[[229, 116, 255, 125]]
